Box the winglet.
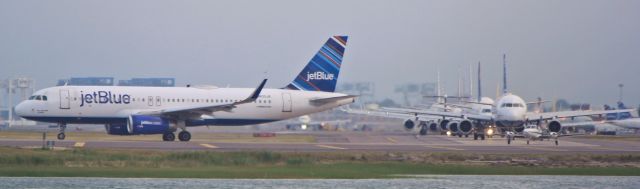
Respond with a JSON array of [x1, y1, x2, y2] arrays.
[[241, 79, 268, 103]]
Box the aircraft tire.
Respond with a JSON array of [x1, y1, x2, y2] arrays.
[[57, 133, 65, 140], [163, 132, 176, 141], [178, 131, 191, 142]]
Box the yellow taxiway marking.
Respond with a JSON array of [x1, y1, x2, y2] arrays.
[[386, 137, 397, 144], [200, 143, 218, 149], [316, 144, 347, 150], [74, 142, 85, 148], [519, 146, 566, 152], [425, 146, 464, 151]]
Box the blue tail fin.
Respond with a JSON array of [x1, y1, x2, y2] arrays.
[[285, 36, 348, 92]]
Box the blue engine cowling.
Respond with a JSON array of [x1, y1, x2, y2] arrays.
[[105, 115, 174, 135]]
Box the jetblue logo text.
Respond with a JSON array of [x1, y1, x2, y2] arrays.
[[306, 71, 334, 81], [80, 91, 131, 107]]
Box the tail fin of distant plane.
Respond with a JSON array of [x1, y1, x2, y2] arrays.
[[477, 61, 482, 101], [502, 54, 508, 94], [285, 36, 349, 92]]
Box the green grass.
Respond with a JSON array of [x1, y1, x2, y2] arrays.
[[0, 147, 639, 178]]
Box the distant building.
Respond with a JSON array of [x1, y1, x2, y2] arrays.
[[337, 82, 375, 105], [57, 77, 114, 86], [394, 82, 436, 106], [118, 78, 175, 87]]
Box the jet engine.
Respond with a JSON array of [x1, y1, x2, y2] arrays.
[[105, 115, 176, 135], [428, 122, 439, 132], [447, 121, 460, 133], [403, 119, 415, 131], [439, 120, 450, 131], [458, 119, 474, 135], [547, 120, 562, 133]]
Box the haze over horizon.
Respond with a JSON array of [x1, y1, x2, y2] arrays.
[[1, 0, 638, 107]]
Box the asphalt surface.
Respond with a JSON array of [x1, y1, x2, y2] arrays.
[[1, 132, 639, 153]]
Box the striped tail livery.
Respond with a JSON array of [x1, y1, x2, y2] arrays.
[[285, 36, 348, 92]]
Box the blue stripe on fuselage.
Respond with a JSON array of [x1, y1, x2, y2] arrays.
[[21, 116, 277, 126]]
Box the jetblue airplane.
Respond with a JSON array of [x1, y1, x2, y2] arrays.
[[369, 54, 633, 145], [15, 36, 356, 141]]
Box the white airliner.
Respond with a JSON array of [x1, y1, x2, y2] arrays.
[[376, 55, 634, 145], [346, 62, 495, 139], [15, 36, 356, 141]]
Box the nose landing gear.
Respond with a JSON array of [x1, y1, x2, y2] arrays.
[[57, 124, 67, 140]]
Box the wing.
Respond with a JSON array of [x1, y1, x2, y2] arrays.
[[310, 95, 358, 105], [525, 109, 634, 121], [343, 108, 442, 122], [381, 107, 494, 121], [137, 79, 268, 117]]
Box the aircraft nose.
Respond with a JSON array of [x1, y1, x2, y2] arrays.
[[501, 110, 523, 121], [14, 101, 29, 117]]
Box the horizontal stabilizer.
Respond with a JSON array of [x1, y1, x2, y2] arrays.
[[310, 95, 357, 105]]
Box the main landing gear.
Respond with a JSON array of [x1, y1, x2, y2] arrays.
[[57, 124, 67, 140], [178, 131, 191, 141], [162, 131, 191, 142]]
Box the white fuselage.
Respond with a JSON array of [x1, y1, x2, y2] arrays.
[[494, 93, 527, 128], [15, 86, 354, 126]]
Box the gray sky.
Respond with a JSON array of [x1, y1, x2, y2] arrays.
[[1, 0, 639, 107]]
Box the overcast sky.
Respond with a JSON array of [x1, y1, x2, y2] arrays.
[[1, 0, 639, 107]]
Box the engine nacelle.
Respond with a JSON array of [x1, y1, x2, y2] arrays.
[[105, 123, 130, 135], [403, 119, 415, 131], [105, 115, 175, 135], [428, 122, 439, 131], [547, 120, 562, 133], [447, 121, 460, 133], [439, 120, 450, 131], [458, 119, 474, 134]]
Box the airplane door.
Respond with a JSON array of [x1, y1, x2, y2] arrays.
[[148, 96, 154, 106], [282, 93, 292, 112], [59, 89, 70, 109]]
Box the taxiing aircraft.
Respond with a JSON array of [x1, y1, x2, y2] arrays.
[[379, 55, 634, 145], [15, 36, 356, 141], [346, 62, 495, 139]]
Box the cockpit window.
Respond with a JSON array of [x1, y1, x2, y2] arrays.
[[29, 95, 47, 101], [501, 103, 524, 108], [482, 109, 492, 113]]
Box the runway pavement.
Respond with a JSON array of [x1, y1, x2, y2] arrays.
[[1, 131, 639, 153]]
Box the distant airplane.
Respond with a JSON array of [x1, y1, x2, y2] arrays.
[[345, 62, 495, 139], [15, 36, 356, 141], [371, 54, 633, 145]]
